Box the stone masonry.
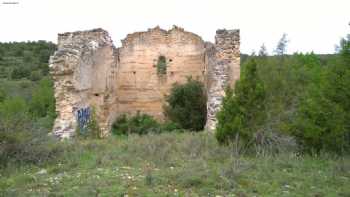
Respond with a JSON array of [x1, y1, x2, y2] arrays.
[[205, 29, 240, 131], [49, 26, 240, 138]]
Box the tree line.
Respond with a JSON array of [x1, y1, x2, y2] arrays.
[[217, 32, 350, 154]]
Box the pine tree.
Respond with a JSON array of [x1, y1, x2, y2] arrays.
[[274, 34, 288, 56], [258, 43, 268, 57]]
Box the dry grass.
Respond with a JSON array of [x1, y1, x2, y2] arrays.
[[0, 132, 349, 196]]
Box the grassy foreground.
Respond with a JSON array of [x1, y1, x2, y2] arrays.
[[0, 132, 349, 196]]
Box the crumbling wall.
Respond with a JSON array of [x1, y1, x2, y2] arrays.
[[49, 29, 118, 138], [50, 26, 240, 138], [205, 29, 240, 131], [116, 26, 206, 120]]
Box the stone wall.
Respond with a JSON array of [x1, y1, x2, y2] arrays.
[[205, 29, 240, 131], [116, 26, 206, 120], [49, 26, 240, 138], [49, 29, 118, 138]]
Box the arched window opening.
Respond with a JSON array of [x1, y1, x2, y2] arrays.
[[156, 56, 167, 75]]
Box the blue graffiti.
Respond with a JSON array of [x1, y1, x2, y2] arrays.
[[77, 107, 91, 132]]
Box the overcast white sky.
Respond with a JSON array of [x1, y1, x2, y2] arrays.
[[0, 0, 349, 54]]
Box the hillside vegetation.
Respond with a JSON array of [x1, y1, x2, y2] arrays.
[[219, 34, 350, 154], [1, 132, 349, 196]]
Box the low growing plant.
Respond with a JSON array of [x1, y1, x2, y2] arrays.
[[112, 112, 161, 135], [111, 112, 181, 135]]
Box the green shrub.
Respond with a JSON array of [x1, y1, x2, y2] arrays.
[[29, 77, 55, 119], [0, 87, 6, 102], [0, 97, 62, 166], [160, 121, 181, 132], [0, 97, 30, 133], [290, 35, 350, 154], [164, 77, 207, 131], [11, 66, 31, 79], [19, 79, 32, 89], [216, 59, 266, 145], [291, 94, 348, 154], [111, 113, 161, 135], [0, 131, 64, 166], [29, 70, 43, 81]]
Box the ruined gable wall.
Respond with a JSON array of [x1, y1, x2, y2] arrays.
[[50, 29, 118, 138], [115, 26, 206, 120], [50, 26, 240, 138]]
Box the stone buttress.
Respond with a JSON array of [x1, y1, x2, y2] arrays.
[[205, 29, 240, 131]]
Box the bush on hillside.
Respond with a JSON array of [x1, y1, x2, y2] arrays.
[[29, 78, 55, 118], [0, 97, 30, 133], [0, 97, 62, 166], [164, 77, 207, 131], [290, 35, 350, 154], [0, 87, 6, 102], [0, 128, 64, 166], [29, 70, 43, 81], [29, 77, 56, 119], [291, 93, 348, 154], [11, 66, 31, 79]]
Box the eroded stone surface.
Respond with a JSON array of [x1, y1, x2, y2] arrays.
[[205, 29, 240, 131], [117, 26, 206, 120], [50, 29, 118, 138], [49, 26, 240, 138]]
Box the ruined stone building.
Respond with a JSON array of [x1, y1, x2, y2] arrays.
[[49, 26, 240, 138]]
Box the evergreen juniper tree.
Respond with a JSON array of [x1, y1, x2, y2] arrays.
[[216, 59, 266, 144]]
